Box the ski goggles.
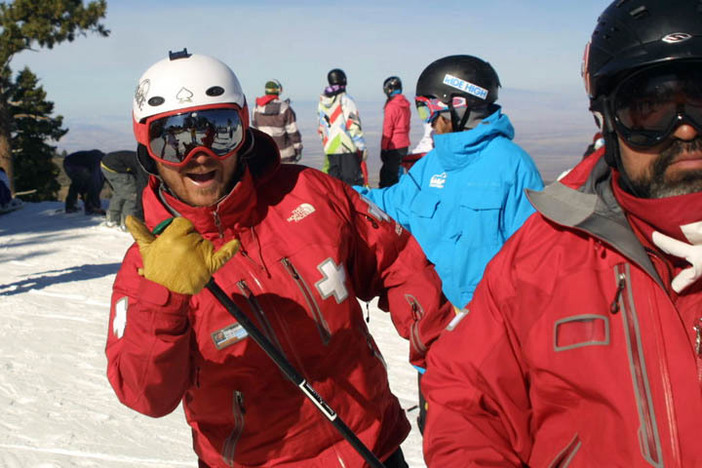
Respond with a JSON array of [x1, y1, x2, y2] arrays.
[[415, 96, 468, 123], [611, 62, 702, 148], [140, 104, 246, 167]]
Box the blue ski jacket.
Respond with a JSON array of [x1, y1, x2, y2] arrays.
[[355, 108, 543, 307]]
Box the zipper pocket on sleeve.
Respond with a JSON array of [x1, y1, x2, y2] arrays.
[[407, 295, 428, 356]]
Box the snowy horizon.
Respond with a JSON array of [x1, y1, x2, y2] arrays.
[[0, 201, 427, 467], [56, 87, 596, 186]]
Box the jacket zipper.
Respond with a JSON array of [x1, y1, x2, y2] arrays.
[[221, 390, 246, 467], [614, 263, 663, 466], [694, 317, 702, 384], [547, 433, 581, 468], [213, 210, 223, 237], [407, 295, 428, 356], [281, 257, 331, 345], [236, 280, 284, 352]]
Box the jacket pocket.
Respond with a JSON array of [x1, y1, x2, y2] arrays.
[[547, 433, 581, 468], [457, 196, 502, 245], [554, 314, 610, 351], [281, 257, 331, 345], [221, 390, 246, 467]]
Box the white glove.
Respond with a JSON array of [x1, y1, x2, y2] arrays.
[[652, 224, 702, 293]]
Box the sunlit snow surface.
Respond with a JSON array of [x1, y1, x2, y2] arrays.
[[0, 201, 425, 467]]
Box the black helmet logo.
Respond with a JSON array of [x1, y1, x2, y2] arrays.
[[662, 32, 692, 44]]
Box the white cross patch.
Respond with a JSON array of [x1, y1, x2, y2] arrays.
[[315, 259, 349, 304], [113, 297, 128, 339]]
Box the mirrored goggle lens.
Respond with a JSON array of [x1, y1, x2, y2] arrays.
[[613, 63, 702, 146], [148, 108, 244, 164]]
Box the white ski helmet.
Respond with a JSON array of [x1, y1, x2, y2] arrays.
[[132, 49, 249, 138]]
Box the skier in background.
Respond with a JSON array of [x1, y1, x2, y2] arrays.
[[63, 149, 105, 215], [379, 76, 411, 188], [401, 121, 434, 173], [106, 50, 454, 467], [355, 55, 544, 433], [100, 150, 148, 228], [356, 54, 543, 309], [317, 68, 368, 185], [252, 79, 303, 164]]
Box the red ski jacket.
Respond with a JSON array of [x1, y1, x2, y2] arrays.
[[381, 94, 411, 151], [106, 130, 452, 467], [422, 152, 702, 467]]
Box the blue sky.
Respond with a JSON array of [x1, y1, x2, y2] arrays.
[[10, 0, 613, 178]]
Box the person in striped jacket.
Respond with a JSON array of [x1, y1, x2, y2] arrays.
[[317, 68, 368, 186], [252, 79, 303, 164]]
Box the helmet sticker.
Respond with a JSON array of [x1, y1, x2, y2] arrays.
[[443, 73, 488, 100], [135, 79, 150, 111], [176, 87, 194, 104], [662, 32, 692, 44]]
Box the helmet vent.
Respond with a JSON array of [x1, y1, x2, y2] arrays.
[[206, 86, 225, 97], [628, 6, 649, 20], [147, 96, 165, 107]]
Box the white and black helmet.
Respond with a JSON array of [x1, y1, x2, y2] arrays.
[[132, 49, 251, 174], [132, 49, 248, 126]]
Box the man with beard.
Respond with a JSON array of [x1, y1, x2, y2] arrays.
[[422, 0, 702, 466]]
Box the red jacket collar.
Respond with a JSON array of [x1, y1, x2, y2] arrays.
[[255, 95, 278, 107]]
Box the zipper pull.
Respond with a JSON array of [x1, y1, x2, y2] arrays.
[[694, 318, 702, 357], [610, 273, 625, 314]]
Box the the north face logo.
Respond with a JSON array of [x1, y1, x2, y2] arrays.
[[287, 203, 316, 222], [430, 172, 447, 189]]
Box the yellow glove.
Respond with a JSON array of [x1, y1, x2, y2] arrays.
[[125, 216, 240, 295]]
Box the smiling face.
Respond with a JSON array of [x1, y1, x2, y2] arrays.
[[156, 151, 239, 206], [619, 123, 702, 198]]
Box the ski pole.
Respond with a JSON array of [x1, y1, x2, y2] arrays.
[[205, 279, 386, 468]]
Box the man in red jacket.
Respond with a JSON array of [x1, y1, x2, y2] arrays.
[[105, 49, 453, 468], [379, 76, 411, 188], [422, 1, 702, 466]]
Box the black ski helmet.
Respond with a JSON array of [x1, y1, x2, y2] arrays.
[[415, 55, 500, 106], [383, 76, 402, 97], [415, 55, 500, 131], [327, 68, 347, 86], [583, 0, 702, 166]]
